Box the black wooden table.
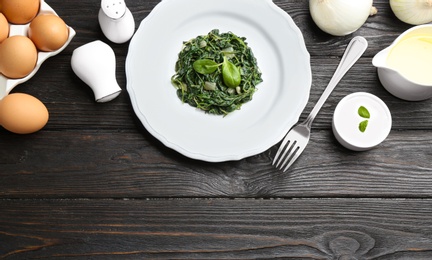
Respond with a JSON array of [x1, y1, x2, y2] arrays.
[[2, 1, 432, 259]]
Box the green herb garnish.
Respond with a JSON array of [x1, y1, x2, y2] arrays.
[[171, 29, 263, 116], [358, 106, 370, 133], [193, 59, 219, 74], [359, 120, 369, 133], [222, 57, 241, 88], [358, 106, 370, 119]]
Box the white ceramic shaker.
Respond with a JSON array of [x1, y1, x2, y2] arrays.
[[98, 0, 135, 44], [71, 40, 122, 102]]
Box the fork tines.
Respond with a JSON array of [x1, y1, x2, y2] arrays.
[[273, 139, 300, 172]]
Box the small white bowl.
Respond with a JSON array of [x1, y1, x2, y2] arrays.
[[332, 92, 392, 151]]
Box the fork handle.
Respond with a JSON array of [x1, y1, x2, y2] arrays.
[[303, 36, 368, 128]]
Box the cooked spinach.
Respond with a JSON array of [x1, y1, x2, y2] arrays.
[[171, 29, 263, 116]]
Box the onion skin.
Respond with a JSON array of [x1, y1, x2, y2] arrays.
[[390, 0, 432, 25], [309, 0, 373, 36]]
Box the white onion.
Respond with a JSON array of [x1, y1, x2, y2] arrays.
[[204, 81, 216, 91], [309, 0, 375, 36], [390, 0, 432, 25]]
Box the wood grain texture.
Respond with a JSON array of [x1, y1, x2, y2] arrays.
[[1, 130, 431, 198], [1, 0, 432, 258], [1, 199, 432, 259]]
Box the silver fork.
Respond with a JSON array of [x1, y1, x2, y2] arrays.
[[273, 36, 368, 172]]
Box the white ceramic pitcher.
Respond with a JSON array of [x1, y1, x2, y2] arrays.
[[372, 24, 432, 101]]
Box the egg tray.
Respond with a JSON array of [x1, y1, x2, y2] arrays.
[[0, 0, 76, 99]]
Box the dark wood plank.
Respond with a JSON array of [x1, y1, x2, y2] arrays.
[[1, 129, 431, 198], [1, 198, 432, 259]]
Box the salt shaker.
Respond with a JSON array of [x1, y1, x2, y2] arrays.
[[98, 0, 135, 44]]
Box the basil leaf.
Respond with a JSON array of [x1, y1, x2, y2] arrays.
[[358, 106, 370, 119], [222, 57, 241, 88], [193, 59, 219, 74], [359, 120, 369, 133]]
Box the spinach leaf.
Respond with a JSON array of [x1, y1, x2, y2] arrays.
[[222, 57, 241, 88], [193, 59, 219, 74]]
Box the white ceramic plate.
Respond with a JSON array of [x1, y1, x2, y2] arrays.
[[126, 0, 311, 162]]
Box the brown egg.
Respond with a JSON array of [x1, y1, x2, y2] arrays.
[[0, 0, 40, 24], [0, 13, 9, 43], [28, 14, 69, 51], [0, 35, 38, 79], [0, 93, 49, 134]]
